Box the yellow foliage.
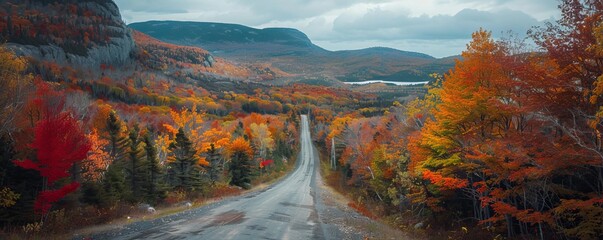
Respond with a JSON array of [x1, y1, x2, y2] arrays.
[[200, 127, 231, 152]]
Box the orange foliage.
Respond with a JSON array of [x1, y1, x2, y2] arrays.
[[227, 137, 254, 158], [82, 129, 110, 182]]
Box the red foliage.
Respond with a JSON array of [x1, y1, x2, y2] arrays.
[[34, 182, 80, 215], [14, 112, 91, 184], [422, 170, 468, 191], [259, 159, 274, 168], [13, 106, 90, 215]]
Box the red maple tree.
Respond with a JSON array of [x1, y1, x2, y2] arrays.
[[13, 111, 91, 214]]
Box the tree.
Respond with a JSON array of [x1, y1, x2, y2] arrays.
[[102, 111, 129, 203], [143, 133, 165, 205], [205, 144, 221, 185], [408, 29, 518, 231], [125, 126, 146, 202], [200, 124, 231, 185], [227, 137, 254, 189], [106, 111, 128, 161], [249, 123, 274, 159], [82, 129, 110, 182], [167, 128, 203, 192], [527, 1, 603, 238], [163, 105, 204, 154], [13, 112, 91, 214]]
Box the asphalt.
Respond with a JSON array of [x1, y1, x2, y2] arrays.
[[85, 115, 357, 240]]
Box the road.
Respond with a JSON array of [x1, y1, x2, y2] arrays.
[[85, 115, 403, 240]]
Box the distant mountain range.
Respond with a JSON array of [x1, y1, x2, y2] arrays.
[[130, 21, 457, 83]]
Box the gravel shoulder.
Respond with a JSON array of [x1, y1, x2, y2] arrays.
[[311, 143, 413, 240]]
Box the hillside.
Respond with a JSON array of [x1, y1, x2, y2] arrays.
[[129, 21, 455, 83]]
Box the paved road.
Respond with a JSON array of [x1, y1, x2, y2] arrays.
[[89, 115, 350, 239]]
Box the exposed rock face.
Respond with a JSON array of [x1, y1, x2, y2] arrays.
[[1, 0, 134, 68], [7, 32, 134, 67]]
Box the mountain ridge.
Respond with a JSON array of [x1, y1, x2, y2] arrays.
[[130, 20, 452, 82]]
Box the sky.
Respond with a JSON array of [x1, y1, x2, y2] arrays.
[[114, 0, 560, 58]]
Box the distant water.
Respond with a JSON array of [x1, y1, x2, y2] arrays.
[[343, 80, 429, 86]]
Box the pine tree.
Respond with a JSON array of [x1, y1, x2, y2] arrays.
[[103, 111, 128, 203], [228, 137, 254, 189], [206, 143, 221, 185], [167, 128, 202, 192], [103, 162, 125, 204], [106, 111, 128, 161], [143, 133, 165, 205], [125, 126, 146, 202]]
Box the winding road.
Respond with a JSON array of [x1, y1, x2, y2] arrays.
[[86, 115, 404, 240]]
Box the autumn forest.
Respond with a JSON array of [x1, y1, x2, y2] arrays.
[[0, 0, 602, 239]]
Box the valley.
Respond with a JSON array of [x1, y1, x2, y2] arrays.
[[0, 0, 602, 240]]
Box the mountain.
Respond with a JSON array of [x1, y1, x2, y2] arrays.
[[130, 21, 453, 82], [129, 21, 324, 58], [0, 0, 134, 68], [130, 21, 316, 48], [334, 47, 434, 60]]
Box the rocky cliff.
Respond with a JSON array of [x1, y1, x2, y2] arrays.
[[0, 0, 134, 68]]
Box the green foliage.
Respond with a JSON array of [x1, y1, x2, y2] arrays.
[[102, 161, 126, 205], [106, 111, 128, 161], [124, 126, 147, 202], [206, 144, 222, 186], [167, 128, 204, 192], [227, 137, 254, 189], [143, 133, 166, 205]]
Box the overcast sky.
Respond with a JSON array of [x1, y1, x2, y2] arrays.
[[114, 0, 560, 58]]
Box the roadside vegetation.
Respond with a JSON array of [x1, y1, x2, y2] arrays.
[[315, 1, 603, 239]]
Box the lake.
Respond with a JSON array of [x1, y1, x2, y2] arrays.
[[343, 80, 429, 86]]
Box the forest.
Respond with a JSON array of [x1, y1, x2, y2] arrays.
[[317, 1, 603, 239]]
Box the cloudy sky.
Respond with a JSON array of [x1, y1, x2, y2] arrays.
[[114, 0, 560, 58]]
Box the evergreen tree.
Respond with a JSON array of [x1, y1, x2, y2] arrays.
[[106, 111, 128, 161], [103, 111, 128, 203], [228, 137, 253, 189], [103, 162, 125, 204], [143, 133, 165, 205], [206, 143, 221, 185], [125, 126, 146, 202], [167, 128, 202, 192]]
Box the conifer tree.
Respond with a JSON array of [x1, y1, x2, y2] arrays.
[[167, 128, 202, 192], [143, 133, 165, 204], [125, 126, 146, 202], [206, 143, 221, 185], [103, 111, 128, 203], [228, 137, 254, 189], [106, 111, 128, 161]]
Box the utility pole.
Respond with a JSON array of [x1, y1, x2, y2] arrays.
[[331, 138, 336, 170]]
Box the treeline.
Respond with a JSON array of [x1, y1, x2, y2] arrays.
[[324, 1, 603, 239]]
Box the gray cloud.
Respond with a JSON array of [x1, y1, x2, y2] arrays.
[[113, 0, 559, 57], [229, 0, 379, 21], [113, 0, 202, 14], [331, 8, 541, 41]]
